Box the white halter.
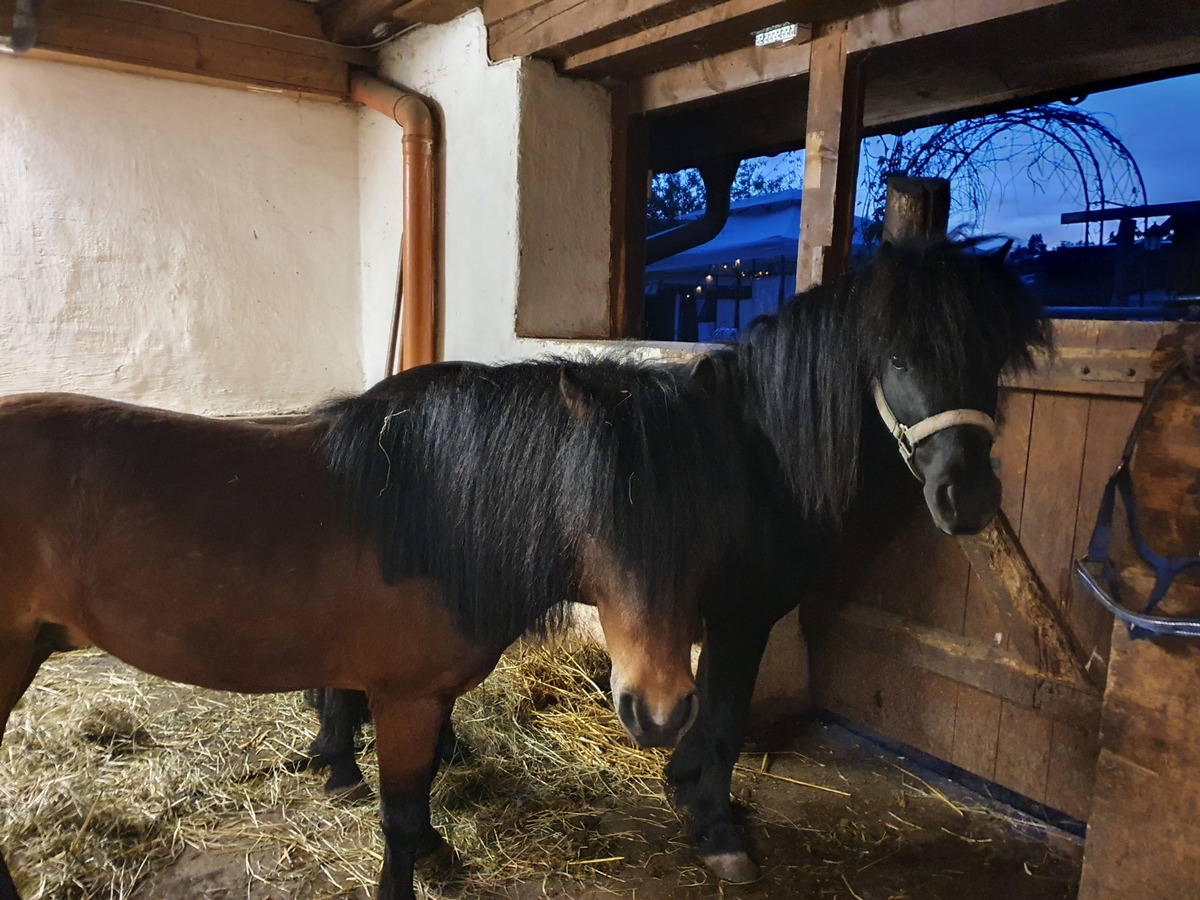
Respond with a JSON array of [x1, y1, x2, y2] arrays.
[[872, 379, 997, 481]]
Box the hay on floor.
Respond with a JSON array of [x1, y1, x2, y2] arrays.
[[0, 639, 676, 899]]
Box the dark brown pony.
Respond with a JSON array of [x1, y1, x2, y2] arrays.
[[308, 239, 1053, 885], [0, 357, 749, 900]]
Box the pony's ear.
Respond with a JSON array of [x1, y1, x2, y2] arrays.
[[687, 354, 719, 398], [558, 367, 590, 421], [993, 238, 1015, 263]]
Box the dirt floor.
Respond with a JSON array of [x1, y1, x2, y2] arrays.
[[1, 652, 1082, 899], [491, 723, 1083, 900]]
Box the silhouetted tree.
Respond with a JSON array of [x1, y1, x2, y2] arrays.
[[858, 103, 1145, 246]]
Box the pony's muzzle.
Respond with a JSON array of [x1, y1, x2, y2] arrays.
[[616, 688, 699, 748], [928, 468, 1002, 535]]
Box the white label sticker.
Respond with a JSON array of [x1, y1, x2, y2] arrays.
[[754, 23, 799, 47]]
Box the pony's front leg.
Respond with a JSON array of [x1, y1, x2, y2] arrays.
[[667, 608, 779, 884], [370, 693, 448, 900]]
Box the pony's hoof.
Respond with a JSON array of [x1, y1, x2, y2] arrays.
[[702, 851, 760, 884], [326, 780, 374, 803], [416, 834, 459, 877]]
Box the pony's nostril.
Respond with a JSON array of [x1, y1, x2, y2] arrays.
[[633, 696, 655, 735], [938, 481, 956, 517], [617, 691, 639, 735]]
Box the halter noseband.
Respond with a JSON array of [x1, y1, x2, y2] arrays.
[[872, 379, 998, 481]]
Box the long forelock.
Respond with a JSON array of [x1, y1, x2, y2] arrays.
[[854, 238, 1051, 387]]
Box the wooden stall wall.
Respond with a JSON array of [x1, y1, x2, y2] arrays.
[[809, 320, 1174, 822]]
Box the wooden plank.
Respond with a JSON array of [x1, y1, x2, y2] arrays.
[[850, 508, 971, 632], [1020, 393, 1090, 603], [950, 686, 1002, 780], [489, 0, 712, 61], [633, 0, 1068, 112], [609, 91, 649, 339], [1004, 345, 1155, 397], [392, 0, 479, 25], [845, 0, 1071, 52], [481, 0, 536, 25], [994, 700, 1052, 804], [821, 602, 1102, 728], [1067, 397, 1141, 679], [634, 37, 810, 112], [4, 0, 356, 97], [318, 0, 404, 44], [965, 390, 1035, 645], [560, 0, 804, 78], [795, 20, 861, 291], [957, 512, 1094, 685], [812, 637, 958, 760], [1078, 621, 1200, 898], [46, 0, 374, 62], [1045, 718, 1097, 820]]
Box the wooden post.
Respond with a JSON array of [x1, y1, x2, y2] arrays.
[[609, 86, 649, 338], [1079, 350, 1200, 896], [795, 20, 862, 292], [882, 176, 950, 244], [958, 514, 1094, 687]]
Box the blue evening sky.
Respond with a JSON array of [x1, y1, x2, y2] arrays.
[[978, 73, 1200, 246], [752, 71, 1200, 249]]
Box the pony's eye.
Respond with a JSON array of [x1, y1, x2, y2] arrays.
[[890, 356, 907, 371]]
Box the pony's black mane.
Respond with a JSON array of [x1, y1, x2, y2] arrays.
[[315, 357, 748, 648], [738, 237, 1051, 521]]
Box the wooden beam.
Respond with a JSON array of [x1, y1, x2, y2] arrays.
[[489, 0, 716, 62], [814, 601, 1103, 728], [481, 0, 536, 25], [317, 0, 405, 45], [795, 20, 861, 291], [635, 34, 809, 112], [609, 88, 649, 339], [560, 0, 803, 79], [1079, 615, 1200, 898], [882, 176, 950, 244], [958, 513, 1098, 686], [392, 0, 479, 25], [634, 0, 1070, 112], [846, 0, 1071, 52], [3, 0, 367, 97]]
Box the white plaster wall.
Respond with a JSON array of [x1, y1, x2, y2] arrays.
[[0, 57, 362, 415], [515, 59, 612, 340], [358, 109, 406, 382], [376, 10, 611, 363]]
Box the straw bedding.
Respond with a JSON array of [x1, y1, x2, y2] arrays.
[[0, 640, 675, 899]]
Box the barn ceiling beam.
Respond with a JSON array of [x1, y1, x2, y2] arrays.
[[0, 0, 371, 98], [316, 0, 406, 44], [392, 0, 479, 26], [488, 0, 726, 63], [634, 0, 1073, 112], [559, 0, 805, 80]]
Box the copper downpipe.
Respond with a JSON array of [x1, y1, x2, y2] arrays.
[[349, 71, 436, 375]]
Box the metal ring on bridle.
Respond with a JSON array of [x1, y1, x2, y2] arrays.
[[871, 379, 998, 481]]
